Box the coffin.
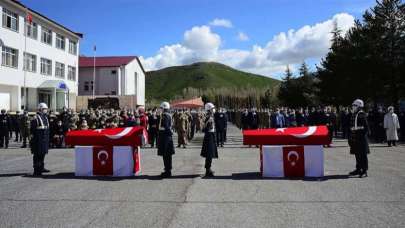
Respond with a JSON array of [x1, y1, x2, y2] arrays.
[[65, 126, 147, 147], [243, 126, 329, 145]]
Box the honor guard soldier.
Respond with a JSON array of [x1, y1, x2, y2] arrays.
[[157, 102, 175, 178], [30, 103, 50, 176], [348, 99, 370, 178], [0, 109, 11, 148], [201, 103, 218, 177]]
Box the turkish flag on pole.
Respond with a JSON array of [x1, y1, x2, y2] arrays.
[[26, 13, 33, 24], [262, 145, 323, 177]]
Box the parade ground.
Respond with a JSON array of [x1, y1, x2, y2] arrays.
[[0, 124, 404, 228]]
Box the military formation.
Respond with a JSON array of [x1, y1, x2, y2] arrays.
[[0, 98, 403, 178]]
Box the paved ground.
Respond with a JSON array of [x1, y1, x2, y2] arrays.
[[0, 124, 404, 228]]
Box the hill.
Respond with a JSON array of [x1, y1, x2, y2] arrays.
[[146, 62, 280, 100]]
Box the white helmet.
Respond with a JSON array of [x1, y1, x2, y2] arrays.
[[38, 102, 48, 110], [160, 101, 170, 110], [352, 99, 364, 108], [205, 102, 215, 111]]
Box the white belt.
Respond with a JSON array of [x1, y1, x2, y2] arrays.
[[37, 126, 48, 129], [351, 126, 364, 131]]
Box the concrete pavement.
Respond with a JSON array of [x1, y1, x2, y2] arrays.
[[0, 124, 404, 227]]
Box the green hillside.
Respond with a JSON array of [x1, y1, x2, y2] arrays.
[[146, 62, 280, 100]]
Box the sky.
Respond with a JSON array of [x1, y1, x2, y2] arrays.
[[21, 0, 376, 78]]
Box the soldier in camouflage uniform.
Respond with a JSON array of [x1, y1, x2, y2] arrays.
[[177, 110, 188, 148], [19, 111, 31, 148]]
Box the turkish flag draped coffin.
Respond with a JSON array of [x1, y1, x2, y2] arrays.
[[261, 145, 323, 177], [75, 146, 141, 176], [243, 126, 329, 145], [65, 127, 148, 148]]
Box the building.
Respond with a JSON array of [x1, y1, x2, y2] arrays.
[[0, 0, 82, 112], [78, 56, 146, 107]]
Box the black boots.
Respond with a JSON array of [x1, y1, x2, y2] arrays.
[[349, 169, 360, 175], [160, 171, 172, 178], [205, 169, 215, 177]]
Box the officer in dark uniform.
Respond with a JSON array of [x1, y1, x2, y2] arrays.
[[30, 103, 50, 176], [201, 103, 218, 177], [248, 108, 260, 130], [214, 108, 227, 147], [148, 107, 160, 148], [241, 109, 249, 130], [348, 99, 370, 178], [12, 111, 21, 142], [157, 102, 175, 178], [0, 109, 11, 148]]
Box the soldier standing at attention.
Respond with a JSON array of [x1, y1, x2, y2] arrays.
[[30, 103, 50, 176], [157, 102, 175, 178], [19, 111, 31, 148], [148, 108, 160, 148], [348, 99, 370, 178], [177, 110, 188, 148], [201, 103, 218, 177], [215, 108, 227, 147], [0, 109, 11, 148]]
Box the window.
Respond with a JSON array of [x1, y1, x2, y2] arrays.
[[111, 70, 117, 74], [69, 40, 77, 55], [68, 66, 76, 81], [25, 20, 38, 39], [40, 58, 52, 75], [1, 46, 18, 68], [41, 27, 52, 45], [56, 34, 65, 50], [84, 81, 94, 91], [55, 62, 65, 78], [2, 8, 18, 31], [23, 52, 37, 72]]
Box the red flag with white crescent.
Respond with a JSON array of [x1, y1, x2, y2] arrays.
[[93, 146, 113, 175], [65, 126, 147, 147], [282, 146, 305, 177], [243, 125, 330, 145]]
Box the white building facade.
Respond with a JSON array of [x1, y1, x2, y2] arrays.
[[0, 0, 81, 111], [78, 56, 145, 106]]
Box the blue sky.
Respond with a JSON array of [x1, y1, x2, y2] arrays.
[[22, 0, 376, 78]]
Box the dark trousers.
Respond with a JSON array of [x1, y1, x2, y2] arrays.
[[149, 128, 158, 147], [355, 152, 368, 172], [216, 130, 225, 146], [163, 154, 172, 172], [205, 156, 212, 170], [224, 130, 227, 142], [387, 140, 397, 146], [0, 133, 9, 147], [33, 153, 46, 174], [14, 129, 21, 141]]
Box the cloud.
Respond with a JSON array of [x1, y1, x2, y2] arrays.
[[141, 13, 355, 77], [237, 32, 249, 41], [209, 18, 233, 28]]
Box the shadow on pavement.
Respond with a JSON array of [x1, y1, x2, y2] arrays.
[[204, 172, 351, 181], [0, 173, 28, 177], [22, 172, 201, 181], [18, 172, 351, 182]]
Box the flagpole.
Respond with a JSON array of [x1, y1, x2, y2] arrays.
[[93, 45, 96, 98]]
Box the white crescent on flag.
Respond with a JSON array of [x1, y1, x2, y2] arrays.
[[292, 126, 317, 138], [105, 127, 133, 140]]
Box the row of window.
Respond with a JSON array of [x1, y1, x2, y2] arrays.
[[2, 7, 78, 55], [1, 46, 76, 81]]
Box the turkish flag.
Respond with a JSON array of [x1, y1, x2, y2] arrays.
[[93, 146, 113, 175], [243, 126, 330, 145], [26, 13, 33, 24], [283, 146, 305, 177]]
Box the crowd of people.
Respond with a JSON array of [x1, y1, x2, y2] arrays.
[[0, 99, 402, 178]]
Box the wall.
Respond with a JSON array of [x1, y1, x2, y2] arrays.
[[78, 67, 119, 96], [0, 0, 80, 111], [123, 59, 145, 105]]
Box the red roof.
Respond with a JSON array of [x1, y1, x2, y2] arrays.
[[79, 56, 137, 68]]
